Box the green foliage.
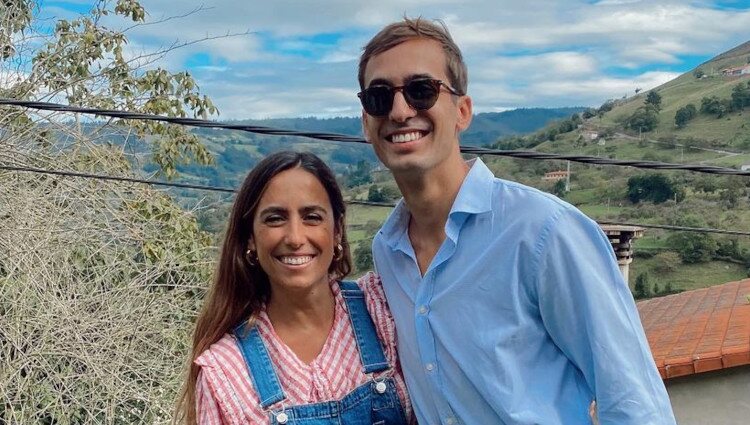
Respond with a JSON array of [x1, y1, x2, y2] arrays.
[[674, 104, 698, 129], [634, 272, 652, 299], [645, 90, 662, 111], [626, 106, 659, 132], [653, 251, 681, 274], [627, 174, 680, 204], [353, 241, 373, 272], [367, 184, 386, 202], [1, 1, 218, 422], [28, 0, 217, 178], [552, 179, 567, 198], [343, 160, 373, 188], [598, 100, 615, 116], [0, 1, 33, 59], [668, 231, 718, 264], [665, 215, 718, 264], [730, 82, 750, 111]]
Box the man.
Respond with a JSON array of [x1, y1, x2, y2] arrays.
[[358, 18, 676, 424]]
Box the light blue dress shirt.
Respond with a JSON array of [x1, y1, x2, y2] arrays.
[[372, 158, 675, 425]]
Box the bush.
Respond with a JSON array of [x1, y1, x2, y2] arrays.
[[645, 91, 662, 111], [627, 174, 680, 204], [634, 272, 652, 299], [674, 104, 698, 129], [653, 251, 681, 273], [626, 106, 659, 132], [667, 231, 717, 264]]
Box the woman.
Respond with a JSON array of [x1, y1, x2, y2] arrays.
[[177, 151, 411, 424]]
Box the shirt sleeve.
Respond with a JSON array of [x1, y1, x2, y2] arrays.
[[534, 209, 676, 425], [196, 369, 227, 425]]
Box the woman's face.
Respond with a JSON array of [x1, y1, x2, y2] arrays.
[[249, 167, 338, 295]]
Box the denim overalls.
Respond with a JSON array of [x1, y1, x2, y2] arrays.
[[233, 281, 409, 425]]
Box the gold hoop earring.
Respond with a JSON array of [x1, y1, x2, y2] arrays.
[[333, 243, 343, 261], [245, 249, 258, 266]]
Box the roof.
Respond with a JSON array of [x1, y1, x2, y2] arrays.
[[636, 279, 750, 379]]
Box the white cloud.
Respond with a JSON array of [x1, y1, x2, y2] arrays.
[[34, 0, 750, 118]]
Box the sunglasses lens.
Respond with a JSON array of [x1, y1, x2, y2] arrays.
[[362, 86, 393, 116], [404, 80, 440, 110]]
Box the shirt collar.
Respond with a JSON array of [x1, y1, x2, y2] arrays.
[[448, 157, 494, 217], [378, 158, 494, 250]]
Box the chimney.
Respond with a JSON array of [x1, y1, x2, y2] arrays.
[[599, 225, 644, 284]]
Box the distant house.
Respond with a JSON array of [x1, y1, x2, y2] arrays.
[[637, 279, 750, 424], [740, 164, 750, 171], [541, 170, 570, 182], [720, 64, 750, 77], [582, 130, 599, 141]]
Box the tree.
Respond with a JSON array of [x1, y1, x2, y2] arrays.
[[645, 90, 662, 111], [701, 95, 731, 118], [343, 160, 373, 188], [626, 106, 659, 133], [634, 272, 652, 299], [354, 241, 374, 272], [552, 179, 567, 198], [693, 69, 705, 79], [674, 104, 697, 129], [1, 1, 220, 422], [668, 231, 717, 263], [731, 82, 750, 111], [627, 174, 679, 204], [367, 184, 386, 202], [597, 100, 615, 117]]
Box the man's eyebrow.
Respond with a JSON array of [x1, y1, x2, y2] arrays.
[[367, 73, 435, 87]]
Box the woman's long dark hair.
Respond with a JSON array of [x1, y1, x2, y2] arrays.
[[176, 151, 352, 424]]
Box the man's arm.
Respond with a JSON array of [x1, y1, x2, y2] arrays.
[[534, 208, 676, 425]]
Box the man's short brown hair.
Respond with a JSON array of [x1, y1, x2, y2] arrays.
[[358, 17, 468, 95]]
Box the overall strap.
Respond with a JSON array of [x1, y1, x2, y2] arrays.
[[233, 322, 285, 409], [338, 280, 390, 374]]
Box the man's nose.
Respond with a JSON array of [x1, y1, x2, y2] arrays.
[[389, 90, 417, 123]]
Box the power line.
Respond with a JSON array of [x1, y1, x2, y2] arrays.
[[2, 98, 749, 177], [3, 163, 750, 237], [0, 164, 235, 193], [596, 221, 750, 237]]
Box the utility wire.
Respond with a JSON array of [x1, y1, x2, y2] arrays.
[[2, 98, 749, 177], [3, 163, 750, 237]]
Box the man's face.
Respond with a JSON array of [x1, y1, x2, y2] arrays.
[[361, 38, 472, 176]]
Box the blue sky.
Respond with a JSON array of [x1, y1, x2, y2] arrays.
[[36, 0, 750, 119]]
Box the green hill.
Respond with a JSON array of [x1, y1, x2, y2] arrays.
[[598, 40, 750, 147], [479, 40, 750, 297]]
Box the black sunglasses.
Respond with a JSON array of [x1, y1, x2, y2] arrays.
[[358, 78, 463, 117]]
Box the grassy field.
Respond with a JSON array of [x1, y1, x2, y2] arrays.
[[629, 257, 747, 293]]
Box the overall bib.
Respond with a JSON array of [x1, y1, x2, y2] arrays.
[[234, 281, 409, 425]]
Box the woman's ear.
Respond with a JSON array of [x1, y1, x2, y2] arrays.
[[248, 237, 256, 252]]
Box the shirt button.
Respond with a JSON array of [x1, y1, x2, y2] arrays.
[[418, 305, 428, 315], [425, 363, 435, 372], [446, 417, 457, 425]]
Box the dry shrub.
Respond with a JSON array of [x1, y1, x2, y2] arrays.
[[0, 117, 214, 423]]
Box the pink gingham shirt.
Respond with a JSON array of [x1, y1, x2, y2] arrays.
[[194, 272, 412, 424]]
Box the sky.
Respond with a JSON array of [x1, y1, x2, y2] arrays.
[[38, 0, 750, 119]]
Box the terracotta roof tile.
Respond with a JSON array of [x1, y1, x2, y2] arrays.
[[636, 279, 750, 379]]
